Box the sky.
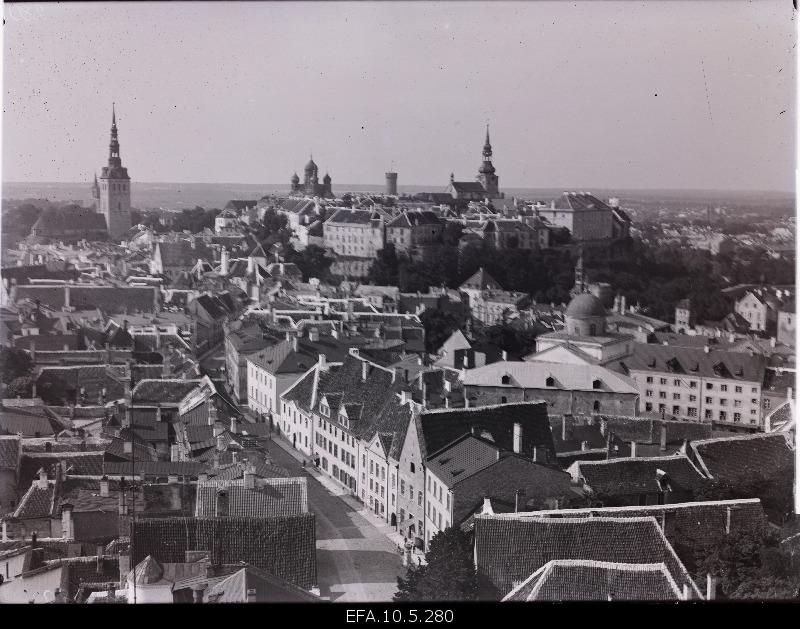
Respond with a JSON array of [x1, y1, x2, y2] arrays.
[[2, 1, 796, 191]]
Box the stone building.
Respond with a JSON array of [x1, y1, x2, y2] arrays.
[[290, 156, 333, 198], [96, 104, 132, 241]]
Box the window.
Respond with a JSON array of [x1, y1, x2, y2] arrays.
[[752, 388, 758, 394], [646, 376, 654, 384], [673, 393, 680, 400], [401, 480, 405, 495], [735, 386, 742, 393], [545, 376, 555, 387], [689, 381, 698, 389], [719, 411, 727, 421], [705, 409, 713, 419], [446, 494, 450, 510], [660, 378, 667, 385], [689, 395, 697, 402], [645, 402, 653, 412], [734, 400, 742, 408], [659, 392, 666, 399], [418, 491, 423, 506], [501, 374, 511, 385], [720, 385, 728, 392], [751, 409, 757, 415], [706, 383, 713, 390], [705, 397, 712, 404], [673, 379, 681, 386], [673, 405, 680, 415], [370, 461, 374, 474], [687, 407, 698, 417], [763, 399, 771, 410], [720, 399, 727, 406], [658, 404, 666, 413], [320, 404, 330, 417], [734, 412, 742, 422], [645, 390, 653, 397], [592, 379, 602, 389], [593, 400, 600, 412], [410, 462, 415, 473]]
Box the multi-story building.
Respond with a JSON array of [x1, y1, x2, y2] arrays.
[[385, 210, 443, 256], [224, 322, 277, 403], [446, 126, 503, 200], [621, 344, 767, 431], [734, 287, 793, 333], [323, 209, 386, 258], [459, 268, 528, 326], [536, 192, 614, 242], [462, 359, 639, 417]]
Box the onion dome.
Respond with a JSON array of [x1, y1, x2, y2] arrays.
[[291, 172, 300, 184]]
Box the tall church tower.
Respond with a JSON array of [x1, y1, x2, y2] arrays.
[[476, 124, 500, 198], [98, 104, 131, 241]]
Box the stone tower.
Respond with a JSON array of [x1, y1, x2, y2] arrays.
[[98, 104, 131, 241], [476, 124, 499, 198], [385, 171, 398, 196]]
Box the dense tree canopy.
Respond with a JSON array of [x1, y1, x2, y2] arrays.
[[0, 346, 33, 385], [394, 528, 478, 602]]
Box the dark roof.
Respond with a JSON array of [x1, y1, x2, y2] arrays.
[[690, 434, 794, 482], [552, 192, 614, 213], [0, 405, 61, 437], [572, 455, 709, 497], [387, 210, 442, 228], [13, 333, 80, 351], [103, 460, 209, 478], [156, 241, 213, 268], [204, 564, 320, 602], [618, 344, 766, 382], [505, 560, 682, 601], [449, 455, 578, 526], [326, 208, 382, 225], [132, 379, 202, 405], [36, 365, 126, 406], [474, 515, 700, 598], [460, 267, 502, 291], [31, 207, 108, 236], [1, 265, 80, 285], [20, 452, 103, 486], [131, 515, 317, 590], [418, 402, 557, 465], [426, 435, 500, 488], [450, 181, 487, 193], [13, 285, 158, 314], [0, 435, 21, 471], [13, 479, 56, 519]]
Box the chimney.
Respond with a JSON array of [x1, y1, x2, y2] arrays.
[[215, 489, 229, 516], [123, 439, 133, 455], [292, 335, 298, 352], [247, 256, 255, 275], [561, 415, 569, 440], [246, 588, 257, 603], [192, 583, 207, 604], [481, 497, 494, 515], [362, 360, 369, 382], [630, 441, 637, 458], [706, 574, 717, 601], [308, 327, 320, 343], [771, 336, 777, 348], [61, 503, 74, 540], [514, 488, 526, 513], [620, 295, 627, 313], [317, 353, 327, 371], [501, 350, 507, 361], [581, 440, 589, 451], [513, 422, 522, 454], [532, 445, 538, 462], [659, 424, 667, 452], [100, 475, 110, 497], [96, 545, 105, 573], [230, 416, 239, 434], [599, 418, 607, 437], [64, 284, 71, 310], [220, 248, 229, 275], [682, 583, 689, 600], [37, 467, 48, 490], [704, 345, 710, 354], [216, 432, 225, 451], [244, 464, 256, 490]]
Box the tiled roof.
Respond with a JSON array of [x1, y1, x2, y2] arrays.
[[20, 452, 103, 486], [473, 515, 701, 598], [387, 210, 442, 228], [195, 477, 308, 517], [0, 435, 21, 471], [326, 208, 381, 225], [689, 433, 794, 482], [426, 435, 500, 488], [36, 365, 127, 406], [131, 515, 317, 590], [155, 241, 213, 268], [13, 285, 158, 314], [132, 379, 202, 404], [450, 181, 487, 193], [204, 565, 320, 603], [0, 405, 61, 437], [449, 455, 579, 527], [504, 560, 683, 601], [417, 402, 557, 464], [247, 336, 364, 375], [13, 333, 80, 351], [103, 436, 159, 463], [617, 344, 767, 383], [103, 460, 209, 478], [13, 479, 56, 519], [552, 192, 613, 213], [571, 455, 709, 497], [460, 267, 502, 291], [510, 498, 769, 551]]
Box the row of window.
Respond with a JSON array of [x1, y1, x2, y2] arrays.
[[644, 402, 755, 423], [645, 376, 756, 394]]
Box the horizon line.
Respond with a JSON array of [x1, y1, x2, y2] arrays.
[[1, 181, 795, 196]]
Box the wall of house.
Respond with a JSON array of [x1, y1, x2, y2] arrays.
[[424, 469, 451, 546], [0, 565, 66, 604], [0, 552, 27, 585], [0, 469, 18, 516], [464, 385, 638, 417], [396, 419, 426, 544]]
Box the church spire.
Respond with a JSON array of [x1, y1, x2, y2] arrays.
[[108, 103, 121, 168]]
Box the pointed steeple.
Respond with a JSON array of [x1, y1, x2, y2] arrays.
[[108, 103, 121, 168], [484, 124, 491, 154]]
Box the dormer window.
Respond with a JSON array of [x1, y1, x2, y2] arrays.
[[320, 403, 330, 417], [501, 374, 511, 385], [592, 379, 602, 389], [545, 376, 555, 387]]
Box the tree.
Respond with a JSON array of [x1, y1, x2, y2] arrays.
[[420, 303, 470, 353], [285, 244, 333, 282], [394, 528, 478, 601], [6, 375, 34, 398], [0, 346, 33, 384]]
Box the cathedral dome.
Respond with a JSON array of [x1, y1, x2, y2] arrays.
[[304, 158, 317, 173], [291, 172, 300, 183], [565, 293, 606, 319], [323, 172, 331, 183]]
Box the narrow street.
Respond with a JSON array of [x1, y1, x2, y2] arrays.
[[267, 439, 406, 602]]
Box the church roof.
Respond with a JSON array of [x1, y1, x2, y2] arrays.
[[565, 293, 606, 319]]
